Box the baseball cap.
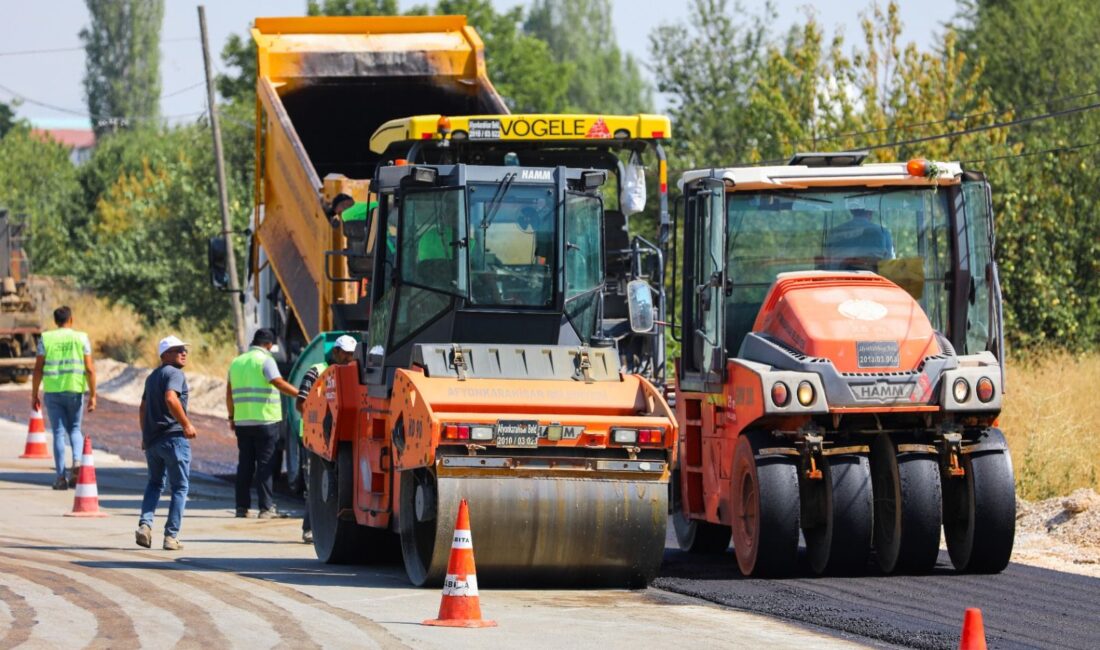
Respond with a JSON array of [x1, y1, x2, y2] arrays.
[[333, 335, 358, 352], [158, 335, 187, 357]]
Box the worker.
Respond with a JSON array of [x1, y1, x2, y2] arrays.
[[295, 334, 358, 544], [517, 203, 554, 263], [30, 306, 96, 491], [136, 335, 197, 551], [822, 201, 895, 271], [226, 328, 299, 519]]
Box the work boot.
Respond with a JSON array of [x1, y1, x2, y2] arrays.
[[258, 508, 289, 519], [235, 507, 249, 518], [302, 530, 313, 544], [68, 463, 81, 488], [52, 475, 69, 490], [163, 536, 183, 551], [135, 524, 152, 548]]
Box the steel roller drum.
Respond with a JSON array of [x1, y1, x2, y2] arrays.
[[401, 472, 669, 587]]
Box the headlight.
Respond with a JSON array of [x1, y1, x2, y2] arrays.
[[796, 381, 815, 406], [953, 378, 970, 403]]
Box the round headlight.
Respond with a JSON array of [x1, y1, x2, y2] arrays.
[[953, 378, 970, 403], [796, 381, 815, 406], [771, 382, 790, 407], [976, 377, 995, 403]]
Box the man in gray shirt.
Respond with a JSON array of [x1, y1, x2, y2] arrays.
[[136, 335, 197, 551]]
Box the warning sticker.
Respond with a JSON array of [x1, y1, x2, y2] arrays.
[[468, 119, 502, 140], [585, 118, 612, 139]]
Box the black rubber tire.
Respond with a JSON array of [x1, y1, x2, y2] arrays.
[[730, 433, 800, 577], [870, 435, 942, 574], [943, 430, 1016, 573], [398, 468, 442, 587], [804, 454, 873, 576], [671, 470, 732, 553], [309, 446, 360, 564]]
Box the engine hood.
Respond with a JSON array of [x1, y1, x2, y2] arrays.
[[752, 271, 940, 373]]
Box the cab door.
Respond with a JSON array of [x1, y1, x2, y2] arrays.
[[956, 175, 1003, 364], [681, 179, 726, 389]]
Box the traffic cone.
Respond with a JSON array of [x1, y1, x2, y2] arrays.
[[18, 409, 50, 459], [422, 499, 497, 628], [959, 608, 987, 650], [64, 437, 108, 518]]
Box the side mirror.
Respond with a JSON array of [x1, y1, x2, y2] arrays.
[[626, 279, 655, 333], [208, 236, 229, 289]]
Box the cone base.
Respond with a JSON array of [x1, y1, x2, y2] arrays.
[[422, 618, 497, 628], [19, 453, 51, 459], [64, 511, 110, 518]]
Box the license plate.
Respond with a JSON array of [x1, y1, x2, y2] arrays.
[[495, 420, 540, 448]]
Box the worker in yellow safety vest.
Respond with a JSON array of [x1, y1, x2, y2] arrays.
[[226, 328, 298, 519], [294, 334, 358, 544], [31, 305, 96, 491]]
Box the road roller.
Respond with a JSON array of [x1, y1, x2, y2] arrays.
[[671, 153, 1015, 576], [300, 161, 676, 586]]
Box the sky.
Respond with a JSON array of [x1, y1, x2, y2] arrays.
[[0, 0, 960, 129]]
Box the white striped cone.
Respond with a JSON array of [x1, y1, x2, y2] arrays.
[[423, 499, 495, 628], [19, 410, 50, 459], [65, 436, 108, 518]]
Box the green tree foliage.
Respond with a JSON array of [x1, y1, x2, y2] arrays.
[[80, 0, 165, 137], [0, 102, 15, 138], [0, 127, 82, 272], [216, 34, 256, 105], [307, 0, 399, 15], [956, 0, 1100, 348], [72, 120, 253, 329], [525, 0, 652, 113]]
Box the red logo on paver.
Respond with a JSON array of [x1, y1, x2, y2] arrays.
[[585, 118, 611, 139]]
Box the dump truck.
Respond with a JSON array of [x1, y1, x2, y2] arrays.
[[209, 15, 510, 488], [367, 112, 673, 385], [0, 209, 40, 384], [301, 160, 675, 586], [671, 153, 1014, 576]]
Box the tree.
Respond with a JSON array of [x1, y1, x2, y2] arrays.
[[0, 102, 15, 139], [217, 33, 256, 105], [80, 0, 165, 137], [0, 126, 82, 272], [306, 0, 399, 14], [525, 0, 652, 113], [950, 0, 1100, 349]]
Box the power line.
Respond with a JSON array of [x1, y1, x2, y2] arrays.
[[749, 98, 1100, 166], [161, 81, 206, 99], [802, 87, 1100, 147], [963, 140, 1100, 164], [0, 37, 198, 57], [0, 81, 208, 120]]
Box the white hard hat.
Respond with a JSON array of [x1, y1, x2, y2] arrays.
[[157, 335, 187, 357], [333, 335, 358, 352]]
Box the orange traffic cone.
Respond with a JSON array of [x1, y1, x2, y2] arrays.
[[18, 409, 50, 459], [64, 437, 108, 518], [959, 608, 987, 650], [422, 499, 496, 628]]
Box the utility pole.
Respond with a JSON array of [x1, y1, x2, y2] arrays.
[[198, 5, 247, 353]]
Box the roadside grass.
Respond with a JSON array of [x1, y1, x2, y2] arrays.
[[1001, 352, 1100, 500], [32, 277, 238, 378]]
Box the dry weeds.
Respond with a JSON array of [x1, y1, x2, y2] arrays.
[[1001, 352, 1100, 500]]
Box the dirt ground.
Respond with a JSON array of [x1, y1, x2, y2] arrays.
[[1013, 488, 1100, 578]]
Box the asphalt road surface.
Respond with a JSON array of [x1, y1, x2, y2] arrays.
[[4, 391, 1099, 649]]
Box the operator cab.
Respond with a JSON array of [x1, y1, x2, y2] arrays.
[[362, 163, 611, 385]]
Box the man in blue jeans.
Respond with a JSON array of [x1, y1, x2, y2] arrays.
[[30, 306, 97, 490], [136, 335, 197, 551]]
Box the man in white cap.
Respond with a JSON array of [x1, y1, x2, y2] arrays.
[[136, 336, 197, 551], [295, 334, 358, 543]]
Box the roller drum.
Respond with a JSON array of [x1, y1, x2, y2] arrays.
[[403, 473, 668, 587]]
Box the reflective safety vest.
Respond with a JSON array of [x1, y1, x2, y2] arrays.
[[298, 362, 328, 439], [41, 328, 89, 394], [229, 347, 281, 424]]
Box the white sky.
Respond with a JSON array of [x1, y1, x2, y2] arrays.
[[0, 0, 958, 128]]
